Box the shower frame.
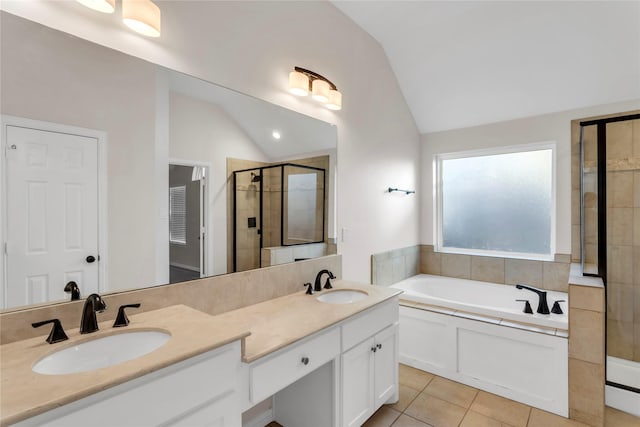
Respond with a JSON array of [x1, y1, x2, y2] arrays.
[[232, 163, 326, 272], [579, 112, 640, 395]]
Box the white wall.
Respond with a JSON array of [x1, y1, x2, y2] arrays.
[[168, 91, 269, 276], [0, 12, 159, 293], [1, 0, 421, 283], [421, 100, 640, 255]]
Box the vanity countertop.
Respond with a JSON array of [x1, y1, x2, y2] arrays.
[[214, 280, 402, 363], [1, 281, 401, 425], [0, 304, 250, 426]]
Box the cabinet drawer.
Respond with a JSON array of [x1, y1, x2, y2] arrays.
[[250, 327, 340, 403], [342, 298, 398, 351]]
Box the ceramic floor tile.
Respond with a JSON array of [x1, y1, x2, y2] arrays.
[[391, 414, 434, 427], [404, 393, 466, 427], [527, 408, 590, 427], [605, 407, 640, 427], [387, 384, 421, 412], [399, 363, 435, 392], [459, 410, 503, 427], [364, 406, 402, 427], [423, 376, 478, 409], [470, 391, 530, 427]]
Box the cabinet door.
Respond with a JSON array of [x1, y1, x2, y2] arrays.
[[163, 390, 239, 427], [374, 325, 398, 408], [341, 337, 375, 427]]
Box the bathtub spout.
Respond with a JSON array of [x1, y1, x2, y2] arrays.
[[515, 284, 550, 315]]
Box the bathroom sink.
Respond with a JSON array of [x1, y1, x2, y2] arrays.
[[32, 330, 171, 375], [317, 290, 368, 304]]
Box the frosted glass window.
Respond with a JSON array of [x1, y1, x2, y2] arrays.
[[437, 146, 554, 258], [169, 185, 186, 245]]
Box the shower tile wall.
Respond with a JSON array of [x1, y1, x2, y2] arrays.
[[605, 118, 640, 361], [227, 155, 330, 272], [227, 158, 267, 272]]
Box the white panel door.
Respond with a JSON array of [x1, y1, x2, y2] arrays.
[[5, 125, 99, 307]]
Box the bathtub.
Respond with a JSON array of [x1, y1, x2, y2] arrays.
[[391, 274, 568, 331], [391, 274, 568, 416]]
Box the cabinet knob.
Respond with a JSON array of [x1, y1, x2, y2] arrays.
[[301, 357, 310, 365], [377, 343, 382, 350], [371, 346, 377, 353]]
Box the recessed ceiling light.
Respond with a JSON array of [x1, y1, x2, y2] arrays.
[[272, 131, 281, 140]]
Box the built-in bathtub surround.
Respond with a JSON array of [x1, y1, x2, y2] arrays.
[[568, 266, 606, 427], [392, 274, 569, 416], [419, 245, 571, 292], [371, 246, 420, 286], [0, 255, 341, 345]]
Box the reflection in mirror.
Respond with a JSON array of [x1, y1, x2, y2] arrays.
[[232, 163, 326, 272], [0, 12, 337, 311]]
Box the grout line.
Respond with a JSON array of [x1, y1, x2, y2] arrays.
[[458, 389, 480, 427]]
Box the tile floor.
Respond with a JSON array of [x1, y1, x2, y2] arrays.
[[362, 364, 640, 427], [265, 363, 640, 426]]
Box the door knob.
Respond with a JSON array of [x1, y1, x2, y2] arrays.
[[86, 255, 96, 263], [301, 357, 310, 365]]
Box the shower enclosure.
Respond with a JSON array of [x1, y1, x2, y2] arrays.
[[232, 163, 325, 272], [579, 113, 640, 403]]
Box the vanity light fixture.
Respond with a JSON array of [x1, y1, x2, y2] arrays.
[[76, 0, 161, 37], [288, 67, 342, 111], [76, 0, 115, 13], [123, 0, 161, 38]]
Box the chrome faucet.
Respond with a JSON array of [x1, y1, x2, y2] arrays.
[[515, 284, 550, 314], [314, 269, 336, 292], [80, 293, 107, 334]]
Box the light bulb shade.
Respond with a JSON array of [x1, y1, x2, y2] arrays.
[[123, 0, 161, 37], [326, 89, 342, 110], [311, 79, 330, 103], [288, 71, 309, 96], [76, 0, 115, 13]]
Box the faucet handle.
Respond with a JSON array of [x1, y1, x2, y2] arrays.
[[64, 281, 81, 301], [516, 299, 533, 314], [551, 300, 565, 315], [32, 319, 69, 344], [304, 283, 314, 295], [113, 303, 141, 327]]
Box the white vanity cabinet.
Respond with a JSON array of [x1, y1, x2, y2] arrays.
[[14, 341, 242, 427], [341, 300, 399, 427]]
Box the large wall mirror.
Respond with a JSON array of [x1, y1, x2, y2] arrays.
[[0, 12, 337, 312]]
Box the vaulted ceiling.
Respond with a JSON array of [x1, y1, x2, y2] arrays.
[[332, 1, 640, 133]]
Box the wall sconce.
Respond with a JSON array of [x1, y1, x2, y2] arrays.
[[288, 67, 342, 111], [75, 0, 161, 38]]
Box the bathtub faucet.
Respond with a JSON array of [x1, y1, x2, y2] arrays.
[[515, 284, 550, 315]]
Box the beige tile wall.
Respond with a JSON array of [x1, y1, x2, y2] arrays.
[[605, 118, 640, 362], [568, 278, 606, 427], [371, 246, 420, 286], [568, 110, 639, 427], [419, 245, 571, 292], [0, 255, 342, 345]]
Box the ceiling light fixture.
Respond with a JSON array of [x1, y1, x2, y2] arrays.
[[75, 0, 115, 13], [272, 131, 281, 140], [288, 67, 342, 111], [76, 0, 161, 37], [123, 0, 161, 37]]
